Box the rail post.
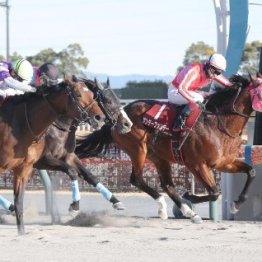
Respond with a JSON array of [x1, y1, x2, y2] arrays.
[[38, 169, 53, 214]]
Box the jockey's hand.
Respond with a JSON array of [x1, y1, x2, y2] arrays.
[[196, 101, 205, 110]]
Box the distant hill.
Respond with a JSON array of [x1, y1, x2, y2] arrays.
[[86, 72, 173, 89]]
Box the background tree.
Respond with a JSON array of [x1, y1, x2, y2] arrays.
[[239, 40, 262, 75], [116, 80, 168, 99], [178, 41, 215, 72], [26, 43, 89, 76]]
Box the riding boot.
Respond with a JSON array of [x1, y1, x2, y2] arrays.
[[173, 105, 192, 131]]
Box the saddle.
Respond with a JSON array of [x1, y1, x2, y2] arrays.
[[142, 102, 202, 162]]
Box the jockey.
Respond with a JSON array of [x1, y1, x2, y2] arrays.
[[168, 53, 232, 130], [0, 59, 36, 102], [31, 62, 61, 87]]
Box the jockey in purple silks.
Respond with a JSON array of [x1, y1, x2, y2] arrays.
[[0, 59, 36, 102]]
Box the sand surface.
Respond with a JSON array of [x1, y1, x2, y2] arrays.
[[0, 191, 261, 262]]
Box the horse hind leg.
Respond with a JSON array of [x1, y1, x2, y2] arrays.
[[183, 164, 220, 204], [130, 167, 167, 219], [153, 158, 203, 224], [221, 159, 256, 214], [76, 159, 125, 210]]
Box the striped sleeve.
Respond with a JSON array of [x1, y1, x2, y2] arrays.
[[178, 66, 199, 101], [214, 74, 232, 87]]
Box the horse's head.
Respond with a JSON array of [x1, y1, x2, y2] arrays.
[[80, 77, 133, 134], [205, 74, 251, 116], [247, 73, 262, 112], [62, 75, 106, 130]]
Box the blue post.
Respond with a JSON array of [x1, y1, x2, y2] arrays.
[[38, 169, 53, 214], [225, 0, 249, 77], [209, 171, 219, 222], [210, 0, 248, 221]]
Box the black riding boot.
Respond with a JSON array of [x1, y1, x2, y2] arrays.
[[173, 105, 192, 131]]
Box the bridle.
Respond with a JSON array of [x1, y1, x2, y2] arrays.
[[205, 82, 251, 138], [94, 87, 120, 126]]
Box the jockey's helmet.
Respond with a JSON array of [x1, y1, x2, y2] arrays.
[[208, 53, 227, 72], [12, 59, 34, 82], [39, 63, 59, 80]]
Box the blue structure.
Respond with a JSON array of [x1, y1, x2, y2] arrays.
[[225, 0, 249, 77]]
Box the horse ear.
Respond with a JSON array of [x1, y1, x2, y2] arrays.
[[106, 77, 110, 88], [249, 72, 257, 86], [257, 72, 262, 78], [72, 75, 78, 82], [95, 78, 105, 91], [63, 73, 68, 81]]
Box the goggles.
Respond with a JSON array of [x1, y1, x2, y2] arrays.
[[209, 66, 223, 76]]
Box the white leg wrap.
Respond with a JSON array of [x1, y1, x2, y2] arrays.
[[180, 203, 195, 218], [156, 196, 168, 220]]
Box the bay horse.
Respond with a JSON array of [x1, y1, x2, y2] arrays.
[[75, 74, 262, 223], [34, 78, 133, 213], [0, 75, 105, 234]]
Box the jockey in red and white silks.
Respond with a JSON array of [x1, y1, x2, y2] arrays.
[[168, 53, 232, 106]]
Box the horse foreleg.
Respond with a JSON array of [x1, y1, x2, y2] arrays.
[[220, 159, 256, 214], [153, 158, 202, 223], [13, 167, 33, 235]]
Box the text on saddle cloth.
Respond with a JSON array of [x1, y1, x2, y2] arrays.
[[142, 102, 202, 134]]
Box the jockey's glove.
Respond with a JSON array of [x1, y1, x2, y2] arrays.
[[196, 102, 205, 110], [29, 86, 37, 92]]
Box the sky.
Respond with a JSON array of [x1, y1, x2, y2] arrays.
[[0, 0, 261, 76]]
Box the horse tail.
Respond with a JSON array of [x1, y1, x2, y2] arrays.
[[75, 124, 113, 158]]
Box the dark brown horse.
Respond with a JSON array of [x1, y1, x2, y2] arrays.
[[76, 74, 262, 223], [34, 78, 133, 213], [0, 76, 105, 234]]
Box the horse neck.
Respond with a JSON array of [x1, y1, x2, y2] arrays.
[[26, 93, 71, 139], [212, 88, 252, 136]]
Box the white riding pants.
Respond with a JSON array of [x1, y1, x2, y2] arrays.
[[168, 85, 204, 105]]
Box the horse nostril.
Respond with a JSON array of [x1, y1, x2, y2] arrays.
[[95, 115, 101, 121]]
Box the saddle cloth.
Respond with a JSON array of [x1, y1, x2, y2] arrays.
[[142, 102, 202, 163], [142, 102, 201, 135]]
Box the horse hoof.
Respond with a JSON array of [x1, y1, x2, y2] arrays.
[[69, 209, 80, 218], [230, 202, 239, 214], [191, 214, 203, 224], [113, 202, 126, 210], [69, 201, 79, 212], [158, 209, 168, 220]]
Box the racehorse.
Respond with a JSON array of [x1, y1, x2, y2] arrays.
[[34, 77, 133, 213], [75, 74, 262, 223], [0, 75, 105, 234]]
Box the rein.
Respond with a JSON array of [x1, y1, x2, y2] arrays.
[[96, 88, 120, 126]]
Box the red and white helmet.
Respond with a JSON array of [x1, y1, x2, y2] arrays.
[[208, 53, 227, 71]]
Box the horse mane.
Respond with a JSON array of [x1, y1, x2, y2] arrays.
[[3, 82, 66, 106], [4, 92, 39, 105], [205, 74, 250, 112], [78, 78, 96, 93]]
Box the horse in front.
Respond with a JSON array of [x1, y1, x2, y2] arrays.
[[75, 74, 262, 223]]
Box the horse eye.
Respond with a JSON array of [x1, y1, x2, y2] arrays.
[[75, 91, 81, 97]]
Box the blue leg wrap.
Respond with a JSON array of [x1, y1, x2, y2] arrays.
[[0, 195, 12, 210], [96, 183, 112, 201], [71, 180, 81, 202]]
